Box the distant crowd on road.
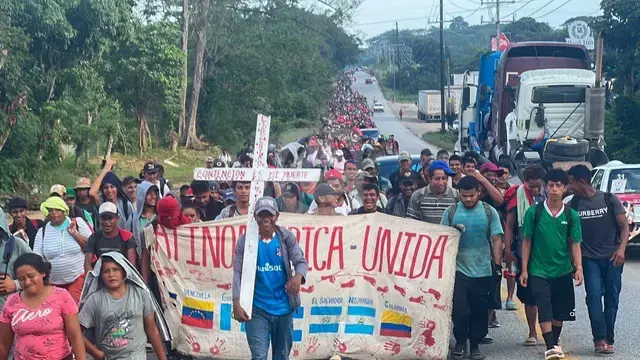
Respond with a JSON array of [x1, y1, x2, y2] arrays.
[[0, 69, 630, 360]]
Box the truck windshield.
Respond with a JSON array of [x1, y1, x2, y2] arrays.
[[531, 85, 587, 104], [362, 129, 380, 139], [608, 169, 640, 194]]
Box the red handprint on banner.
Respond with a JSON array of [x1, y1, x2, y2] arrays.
[[414, 346, 426, 357], [360, 275, 377, 286], [409, 295, 424, 304], [340, 279, 356, 288], [209, 338, 226, 355], [419, 320, 437, 347], [216, 283, 232, 290], [433, 303, 448, 311], [421, 287, 441, 300], [393, 284, 407, 297], [334, 338, 348, 353], [186, 335, 201, 353], [300, 285, 315, 293], [376, 285, 389, 295], [292, 344, 300, 357], [305, 336, 319, 354], [384, 340, 401, 355]]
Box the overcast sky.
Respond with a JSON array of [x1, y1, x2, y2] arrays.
[[347, 0, 602, 40]]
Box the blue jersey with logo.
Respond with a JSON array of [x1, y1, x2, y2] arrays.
[[253, 234, 291, 315]]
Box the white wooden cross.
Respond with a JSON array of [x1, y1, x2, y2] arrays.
[[193, 114, 321, 317]]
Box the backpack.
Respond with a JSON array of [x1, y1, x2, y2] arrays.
[[89, 228, 134, 263], [569, 192, 618, 241], [159, 178, 168, 197], [2, 234, 16, 276]]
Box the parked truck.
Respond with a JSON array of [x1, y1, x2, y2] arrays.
[[460, 39, 608, 180], [418, 87, 463, 123]]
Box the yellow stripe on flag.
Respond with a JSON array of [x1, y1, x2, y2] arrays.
[[183, 297, 214, 312], [381, 310, 412, 327]]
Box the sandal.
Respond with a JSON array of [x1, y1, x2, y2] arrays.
[[524, 336, 538, 346]]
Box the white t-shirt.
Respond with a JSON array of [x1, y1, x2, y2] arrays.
[[34, 217, 93, 285]]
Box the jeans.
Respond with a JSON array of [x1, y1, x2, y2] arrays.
[[452, 272, 492, 346], [583, 257, 623, 344], [245, 306, 293, 360]]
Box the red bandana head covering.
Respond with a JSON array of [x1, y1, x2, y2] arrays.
[[157, 196, 191, 229]]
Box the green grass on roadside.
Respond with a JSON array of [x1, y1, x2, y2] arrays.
[[277, 127, 317, 145], [379, 84, 418, 104], [422, 131, 457, 150]]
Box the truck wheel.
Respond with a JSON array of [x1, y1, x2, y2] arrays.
[[545, 139, 589, 157], [542, 151, 585, 164]]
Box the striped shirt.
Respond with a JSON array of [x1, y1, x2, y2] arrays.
[[34, 217, 93, 285], [406, 185, 458, 224]]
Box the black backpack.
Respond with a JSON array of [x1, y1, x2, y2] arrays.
[[2, 234, 16, 277]]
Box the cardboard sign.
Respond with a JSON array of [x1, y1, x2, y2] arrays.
[[149, 213, 460, 359]]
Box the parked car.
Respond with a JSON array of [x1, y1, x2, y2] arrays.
[[373, 102, 384, 112], [586, 161, 640, 243], [365, 78, 373, 84], [376, 154, 422, 180]]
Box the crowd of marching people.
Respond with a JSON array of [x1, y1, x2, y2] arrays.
[[0, 69, 629, 360]]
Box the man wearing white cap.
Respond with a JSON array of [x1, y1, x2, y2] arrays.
[[332, 149, 346, 172], [84, 202, 137, 272], [232, 196, 308, 360]]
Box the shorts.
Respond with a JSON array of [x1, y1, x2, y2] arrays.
[[529, 274, 576, 323], [513, 252, 536, 306]]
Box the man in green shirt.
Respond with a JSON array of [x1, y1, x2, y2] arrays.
[[520, 169, 583, 360]]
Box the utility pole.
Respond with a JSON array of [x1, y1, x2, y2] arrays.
[[439, 0, 445, 131], [396, 22, 400, 96], [496, 0, 501, 41]]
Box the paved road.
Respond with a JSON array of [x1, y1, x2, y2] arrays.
[[352, 71, 439, 155]]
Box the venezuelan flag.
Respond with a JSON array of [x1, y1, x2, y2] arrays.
[[380, 310, 412, 338], [181, 297, 214, 329]]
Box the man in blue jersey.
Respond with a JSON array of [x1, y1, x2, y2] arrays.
[[232, 197, 308, 360]]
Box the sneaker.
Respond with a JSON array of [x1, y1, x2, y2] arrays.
[[489, 318, 500, 328], [506, 300, 518, 311], [595, 340, 615, 355], [469, 347, 486, 360], [451, 343, 466, 360], [544, 345, 565, 360]]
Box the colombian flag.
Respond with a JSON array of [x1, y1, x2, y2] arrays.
[[181, 297, 214, 329], [380, 310, 412, 338]]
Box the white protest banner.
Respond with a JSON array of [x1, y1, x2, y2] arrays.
[[149, 213, 460, 359]]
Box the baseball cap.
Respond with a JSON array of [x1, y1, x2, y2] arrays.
[[98, 202, 118, 216], [399, 151, 411, 162], [49, 184, 66, 197], [314, 183, 341, 201], [282, 182, 300, 196], [7, 198, 28, 210], [324, 169, 343, 181], [122, 176, 141, 186], [75, 177, 91, 189], [480, 163, 505, 176], [144, 161, 159, 174], [254, 196, 278, 215], [428, 160, 456, 176], [335, 149, 344, 157], [209, 182, 220, 191], [223, 188, 236, 203], [362, 158, 375, 171], [205, 156, 214, 162], [398, 170, 419, 184], [65, 188, 76, 198]]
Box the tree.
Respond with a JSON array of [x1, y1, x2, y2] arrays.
[[104, 21, 183, 152], [178, 0, 189, 143]]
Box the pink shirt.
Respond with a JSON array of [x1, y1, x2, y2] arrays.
[[0, 287, 77, 360]]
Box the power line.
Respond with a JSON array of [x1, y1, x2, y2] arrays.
[[502, 0, 536, 19], [524, 0, 554, 18], [446, 0, 475, 12], [535, 0, 574, 19]]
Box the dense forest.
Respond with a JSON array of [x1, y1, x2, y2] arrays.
[[363, 0, 640, 162], [0, 0, 361, 193]]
